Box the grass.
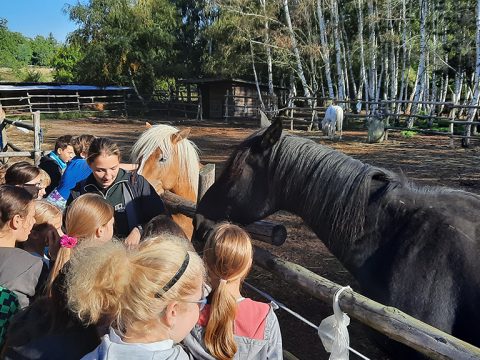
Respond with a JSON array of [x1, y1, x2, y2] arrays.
[[0, 66, 54, 82], [401, 130, 417, 138]]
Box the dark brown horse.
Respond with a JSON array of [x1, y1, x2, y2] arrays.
[[194, 118, 480, 353]]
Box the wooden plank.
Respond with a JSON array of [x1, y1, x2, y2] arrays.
[[254, 247, 480, 360], [33, 111, 41, 165], [0, 151, 32, 157], [161, 191, 287, 246]]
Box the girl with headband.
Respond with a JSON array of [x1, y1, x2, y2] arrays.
[[67, 235, 206, 359]]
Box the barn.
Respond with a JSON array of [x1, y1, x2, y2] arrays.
[[179, 78, 288, 119]]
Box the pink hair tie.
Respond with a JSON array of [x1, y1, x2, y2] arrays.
[[60, 235, 78, 249]]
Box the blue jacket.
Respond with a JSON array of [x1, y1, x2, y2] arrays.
[[56, 156, 92, 199]]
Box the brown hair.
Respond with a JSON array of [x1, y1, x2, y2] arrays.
[[67, 236, 205, 337], [142, 215, 188, 240], [72, 134, 95, 157], [54, 135, 73, 152], [203, 223, 253, 360], [4, 161, 40, 185], [0, 185, 34, 230], [46, 194, 114, 296], [86, 137, 121, 164]]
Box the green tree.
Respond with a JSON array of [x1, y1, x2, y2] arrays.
[[31, 34, 59, 66], [51, 44, 84, 82], [66, 0, 180, 98]]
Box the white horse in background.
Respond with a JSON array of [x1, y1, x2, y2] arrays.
[[321, 105, 343, 140]]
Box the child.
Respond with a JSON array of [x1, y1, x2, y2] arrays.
[[183, 223, 283, 360], [143, 214, 188, 241], [67, 236, 206, 359], [68, 137, 167, 247], [39, 135, 75, 194], [46, 193, 114, 296], [47, 134, 95, 210], [0, 185, 41, 308], [4, 162, 46, 199]]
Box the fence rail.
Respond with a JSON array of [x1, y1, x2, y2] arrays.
[[0, 111, 42, 164]]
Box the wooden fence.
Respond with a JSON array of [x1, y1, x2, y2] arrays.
[[0, 92, 127, 115], [162, 183, 480, 359], [280, 97, 480, 144], [0, 111, 42, 165]]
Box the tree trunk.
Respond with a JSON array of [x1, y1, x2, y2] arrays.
[[250, 41, 266, 111], [367, 0, 378, 111], [316, 0, 335, 98], [463, 1, 480, 149], [407, 0, 428, 128], [283, 0, 312, 100], [357, 0, 369, 110], [331, 0, 345, 105], [259, 0, 275, 111]]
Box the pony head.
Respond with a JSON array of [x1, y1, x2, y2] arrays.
[[131, 124, 200, 198], [194, 118, 283, 243]]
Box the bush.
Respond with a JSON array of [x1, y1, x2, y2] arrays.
[[401, 130, 416, 138], [23, 69, 42, 82]]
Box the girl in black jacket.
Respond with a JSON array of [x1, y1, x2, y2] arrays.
[[68, 137, 168, 247]]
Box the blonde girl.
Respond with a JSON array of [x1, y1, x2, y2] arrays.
[[183, 223, 283, 360], [67, 235, 206, 359], [46, 193, 114, 295]]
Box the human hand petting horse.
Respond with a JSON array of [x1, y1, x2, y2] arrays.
[[194, 116, 480, 357], [131, 122, 200, 239]]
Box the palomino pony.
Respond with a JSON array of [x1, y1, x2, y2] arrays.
[[194, 118, 480, 354], [131, 123, 200, 238], [321, 104, 343, 139]]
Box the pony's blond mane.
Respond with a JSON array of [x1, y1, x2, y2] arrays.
[[131, 124, 200, 196]]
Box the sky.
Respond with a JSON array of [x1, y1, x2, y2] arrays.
[[1, 0, 79, 43]]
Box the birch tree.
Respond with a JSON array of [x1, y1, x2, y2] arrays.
[[407, 0, 428, 128], [462, 0, 480, 147]]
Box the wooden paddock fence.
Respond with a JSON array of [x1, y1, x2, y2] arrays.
[[0, 92, 127, 115], [162, 166, 480, 359], [0, 110, 42, 165], [279, 97, 480, 145]]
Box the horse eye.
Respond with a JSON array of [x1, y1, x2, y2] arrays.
[[159, 156, 168, 163]]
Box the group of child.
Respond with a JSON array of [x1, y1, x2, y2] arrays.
[[0, 134, 283, 359]]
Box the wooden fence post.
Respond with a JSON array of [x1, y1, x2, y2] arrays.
[[33, 111, 41, 165], [197, 163, 215, 203], [27, 92, 33, 113]]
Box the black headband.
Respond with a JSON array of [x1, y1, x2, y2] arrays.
[[155, 252, 190, 298]]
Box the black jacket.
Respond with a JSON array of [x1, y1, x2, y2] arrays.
[[68, 169, 167, 237], [38, 155, 62, 195]]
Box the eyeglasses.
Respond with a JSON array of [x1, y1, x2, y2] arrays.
[[182, 297, 208, 311]]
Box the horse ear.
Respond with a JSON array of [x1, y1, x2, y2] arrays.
[[171, 128, 191, 145], [259, 117, 282, 150], [145, 122, 153, 129]]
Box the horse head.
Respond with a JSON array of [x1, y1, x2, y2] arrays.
[[132, 125, 198, 198], [194, 117, 283, 244]]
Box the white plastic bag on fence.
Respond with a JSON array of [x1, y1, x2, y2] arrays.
[[318, 286, 351, 360]]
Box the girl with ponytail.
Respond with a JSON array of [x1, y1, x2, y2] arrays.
[[183, 223, 283, 360], [67, 235, 206, 359], [46, 193, 114, 296]]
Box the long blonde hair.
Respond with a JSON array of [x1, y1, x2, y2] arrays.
[[34, 200, 61, 225], [203, 223, 253, 360], [46, 193, 114, 295], [67, 235, 205, 336]]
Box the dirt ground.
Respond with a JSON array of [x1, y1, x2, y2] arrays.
[[6, 116, 480, 359]]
